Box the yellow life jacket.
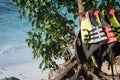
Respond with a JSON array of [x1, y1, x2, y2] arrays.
[[81, 12, 107, 44]]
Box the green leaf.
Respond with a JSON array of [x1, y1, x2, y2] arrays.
[[46, 0, 51, 2]]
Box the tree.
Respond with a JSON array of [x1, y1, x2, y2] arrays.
[[11, 0, 119, 74]]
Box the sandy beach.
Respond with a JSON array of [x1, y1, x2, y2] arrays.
[[0, 44, 64, 80], [0, 60, 50, 80], [0, 44, 51, 80]]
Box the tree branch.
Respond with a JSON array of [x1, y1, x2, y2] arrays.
[[77, 0, 85, 16]]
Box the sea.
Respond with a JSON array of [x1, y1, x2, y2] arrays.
[[0, 0, 35, 67]]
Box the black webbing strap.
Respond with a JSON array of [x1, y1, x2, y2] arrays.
[[75, 30, 87, 64], [109, 50, 115, 80]]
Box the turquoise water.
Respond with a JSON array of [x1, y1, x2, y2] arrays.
[[0, 0, 34, 67], [0, 0, 30, 45]]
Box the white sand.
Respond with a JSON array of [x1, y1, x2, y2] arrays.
[[0, 43, 66, 80], [0, 60, 50, 80], [0, 45, 50, 80]]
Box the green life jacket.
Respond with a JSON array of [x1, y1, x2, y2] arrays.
[[109, 10, 120, 27], [109, 9, 120, 42]]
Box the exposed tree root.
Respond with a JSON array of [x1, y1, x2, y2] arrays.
[[49, 55, 120, 80]]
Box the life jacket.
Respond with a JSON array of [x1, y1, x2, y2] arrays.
[[109, 9, 120, 42], [75, 29, 103, 65], [93, 10, 117, 59], [81, 12, 107, 44], [80, 12, 107, 59], [109, 10, 120, 27]]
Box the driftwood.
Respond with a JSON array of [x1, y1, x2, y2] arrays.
[[54, 55, 78, 80]]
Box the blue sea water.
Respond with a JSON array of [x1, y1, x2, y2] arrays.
[[0, 0, 34, 67]]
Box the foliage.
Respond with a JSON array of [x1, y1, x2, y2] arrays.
[[11, 0, 120, 71]]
